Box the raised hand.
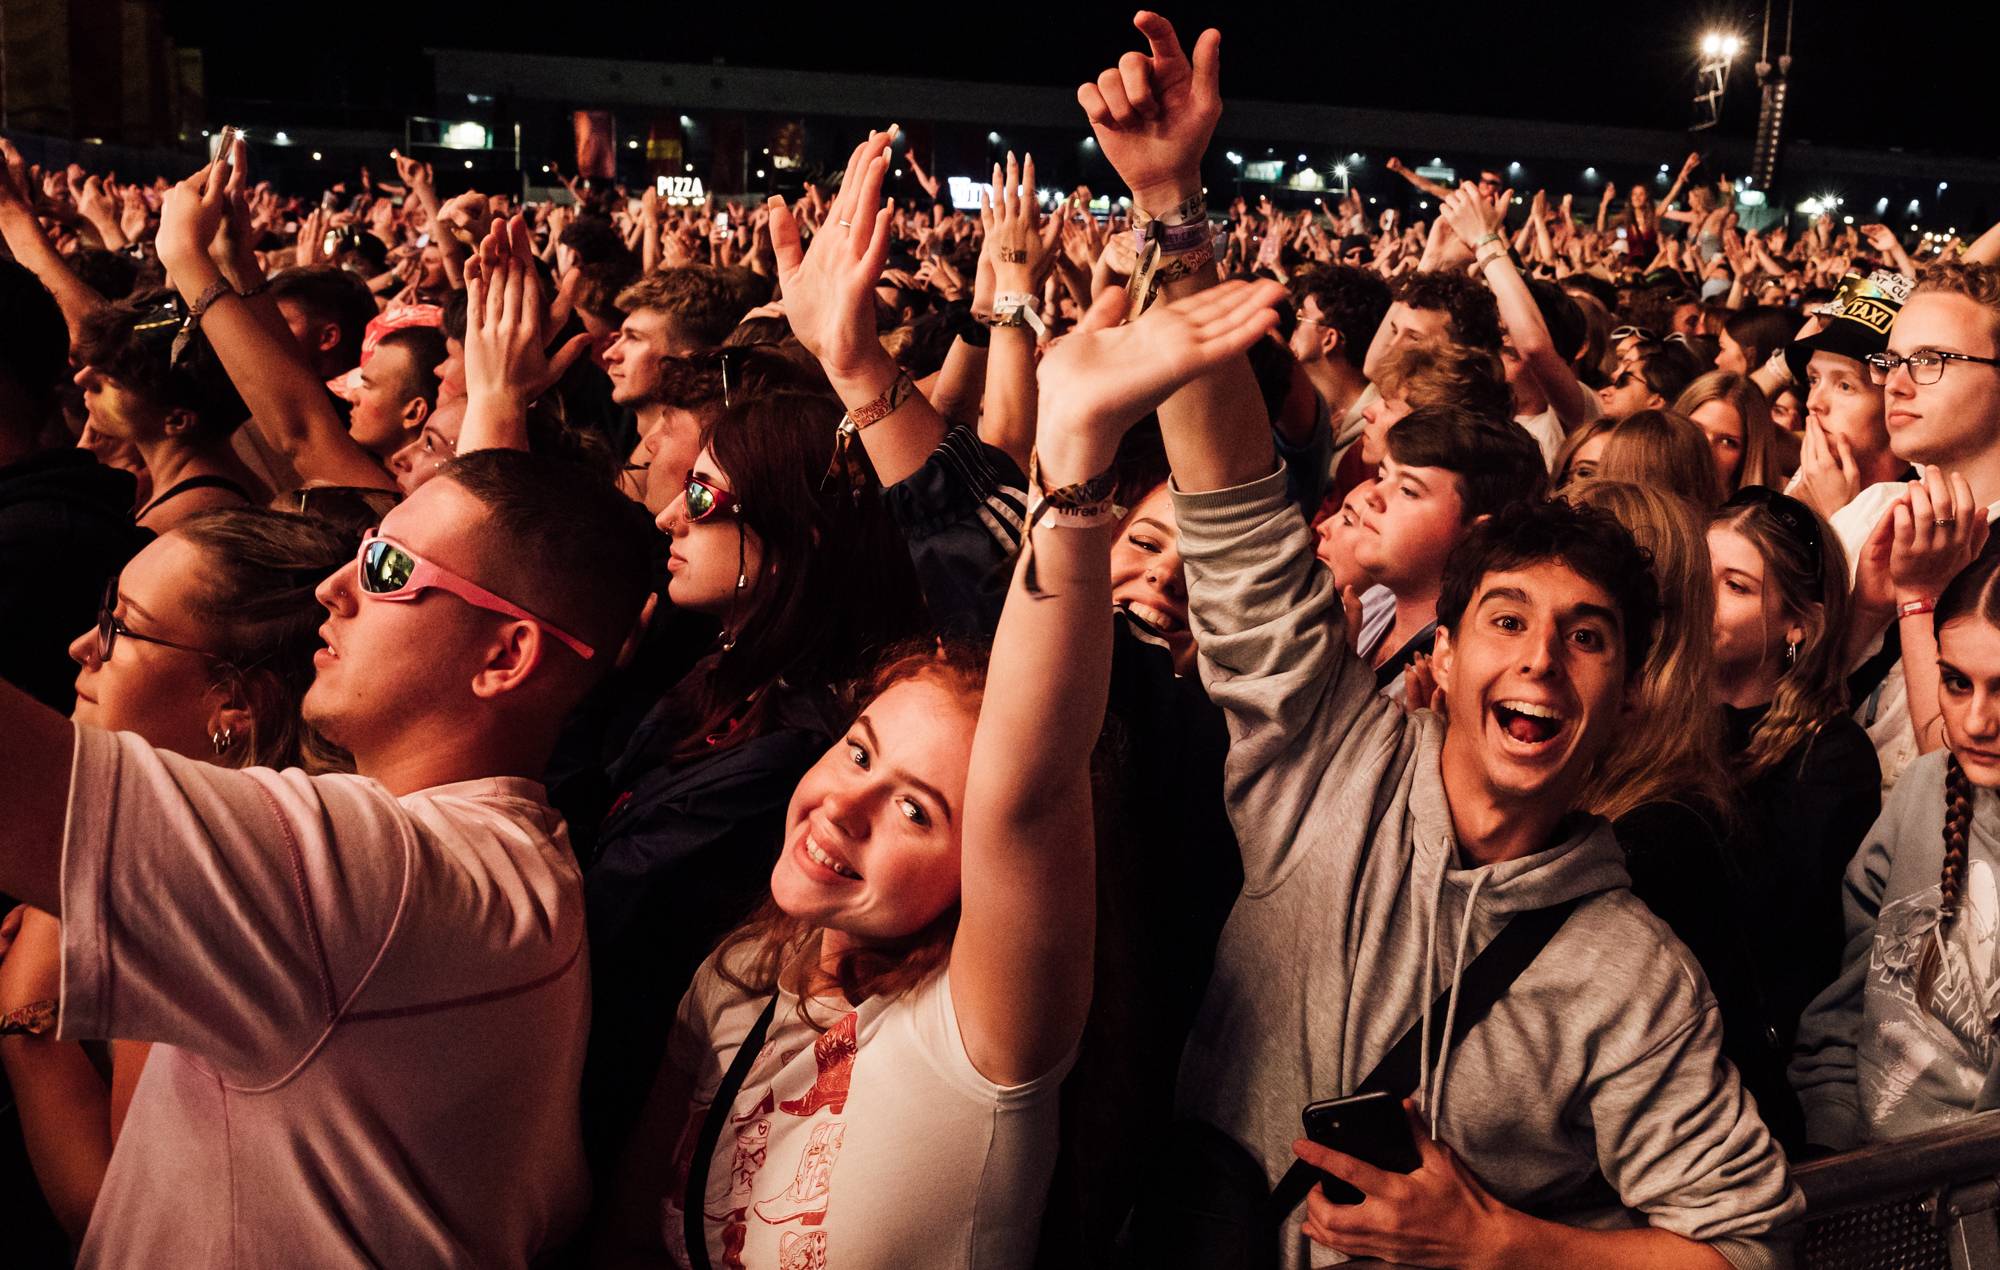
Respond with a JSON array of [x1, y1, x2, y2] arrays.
[[980, 152, 1063, 294], [1440, 181, 1507, 251], [1076, 11, 1222, 214], [1891, 467, 1991, 604], [906, 150, 942, 201], [1034, 277, 1284, 485], [156, 140, 241, 285], [767, 127, 897, 379], [460, 216, 593, 450], [391, 148, 433, 194]]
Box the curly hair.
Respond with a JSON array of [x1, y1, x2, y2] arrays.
[[1390, 271, 1503, 353], [75, 291, 249, 443], [1293, 264, 1392, 370], [1375, 342, 1514, 426], [616, 265, 752, 349], [1913, 262, 2000, 345]]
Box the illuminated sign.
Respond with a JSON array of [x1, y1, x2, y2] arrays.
[[1243, 160, 1285, 182], [654, 175, 708, 205]]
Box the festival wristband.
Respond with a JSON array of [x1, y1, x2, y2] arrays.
[[0, 999, 57, 1038], [1130, 219, 1212, 256], [189, 277, 235, 318], [990, 292, 1047, 336], [1898, 598, 1937, 620], [841, 370, 916, 432]]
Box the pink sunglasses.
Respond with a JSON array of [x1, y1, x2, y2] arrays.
[[356, 531, 595, 660]]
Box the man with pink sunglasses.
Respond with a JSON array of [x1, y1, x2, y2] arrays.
[[0, 448, 655, 1266]]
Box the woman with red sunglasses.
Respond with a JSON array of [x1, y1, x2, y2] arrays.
[[577, 381, 929, 1172], [0, 507, 356, 1245]]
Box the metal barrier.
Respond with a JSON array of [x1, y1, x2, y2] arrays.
[[1796, 1112, 2000, 1270]]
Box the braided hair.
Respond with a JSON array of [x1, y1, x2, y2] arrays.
[[1918, 753, 1976, 1003], [1919, 542, 2000, 1006]]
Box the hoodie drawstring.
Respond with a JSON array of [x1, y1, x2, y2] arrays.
[[1428, 870, 1488, 1138]]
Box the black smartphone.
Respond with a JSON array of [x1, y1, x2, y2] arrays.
[[1300, 1092, 1422, 1205]]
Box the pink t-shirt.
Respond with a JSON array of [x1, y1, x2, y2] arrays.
[[56, 725, 591, 1268]]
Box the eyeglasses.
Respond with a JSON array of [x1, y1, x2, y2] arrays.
[[96, 578, 236, 667], [1864, 349, 2000, 386], [684, 471, 743, 523], [355, 531, 595, 660], [1609, 325, 1658, 343], [1724, 485, 1825, 586], [1293, 308, 1322, 326]]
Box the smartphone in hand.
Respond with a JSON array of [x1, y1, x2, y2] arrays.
[[1301, 1092, 1422, 1205]]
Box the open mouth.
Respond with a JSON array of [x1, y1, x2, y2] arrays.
[[802, 830, 862, 881], [1118, 600, 1186, 638], [1492, 699, 1566, 748]]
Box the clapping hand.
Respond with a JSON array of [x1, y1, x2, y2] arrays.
[[767, 127, 897, 380], [1033, 277, 1284, 485], [461, 215, 592, 436]]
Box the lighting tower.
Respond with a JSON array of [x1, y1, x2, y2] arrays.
[[1692, 31, 1742, 130], [1751, 0, 1796, 192]]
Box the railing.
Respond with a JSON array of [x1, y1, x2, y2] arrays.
[[1796, 1111, 2000, 1270]]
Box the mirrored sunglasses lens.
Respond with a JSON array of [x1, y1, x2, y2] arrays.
[[362, 540, 416, 592], [686, 481, 715, 520]]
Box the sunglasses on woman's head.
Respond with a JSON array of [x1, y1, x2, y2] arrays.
[[684, 471, 742, 523], [355, 531, 595, 660], [1725, 485, 1826, 586]]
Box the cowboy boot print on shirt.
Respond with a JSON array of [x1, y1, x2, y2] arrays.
[[778, 1231, 829, 1270], [754, 1121, 846, 1226], [780, 1012, 858, 1117]]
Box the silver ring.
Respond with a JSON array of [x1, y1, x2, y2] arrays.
[[838, 219, 853, 228], [1938, 518, 1957, 527]]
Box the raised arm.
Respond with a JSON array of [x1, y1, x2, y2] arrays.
[[1385, 156, 1454, 202], [154, 142, 396, 492], [768, 128, 948, 488], [951, 279, 1279, 1087], [1441, 182, 1593, 431], [1079, 12, 1273, 493], [0, 139, 107, 344], [976, 151, 1063, 472], [0, 676, 72, 913], [456, 216, 592, 455]]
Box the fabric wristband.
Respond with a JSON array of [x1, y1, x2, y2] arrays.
[[0, 999, 57, 1038], [1898, 598, 1937, 620], [991, 291, 1047, 336]]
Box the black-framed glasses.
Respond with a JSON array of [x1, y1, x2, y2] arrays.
[[1864, 349, 2000, 386], [1724, 485, 1825, 586], [96, 578, 234, 666]]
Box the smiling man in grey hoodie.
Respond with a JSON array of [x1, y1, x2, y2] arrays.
[[1080, 13, 1802, 1269]]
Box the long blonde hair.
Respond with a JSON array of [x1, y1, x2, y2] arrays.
[[1676, 371, 1779, 493], [1567, 481, 1735, 822], [1709, 492, 1852, 781]]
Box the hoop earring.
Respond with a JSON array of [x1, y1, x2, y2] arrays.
[[210, 727, 235, 755]]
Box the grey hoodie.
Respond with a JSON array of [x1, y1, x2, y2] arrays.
[[1171, 469, 1803, 1269], [1792, 747, 2000, 1148]]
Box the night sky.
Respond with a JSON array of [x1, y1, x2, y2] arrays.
[[167, 1, 1993, 159]]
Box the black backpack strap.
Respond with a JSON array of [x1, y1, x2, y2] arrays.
[[683, 994, 779, 1270], [1372, 621, 1439, 691], [1266, 895, 1585, 1222]]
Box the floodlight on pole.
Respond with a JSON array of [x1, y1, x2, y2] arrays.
[[1692, 30, 1742, 131]]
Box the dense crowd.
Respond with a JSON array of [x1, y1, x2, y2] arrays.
[[4, 11, 2000, 1268]]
